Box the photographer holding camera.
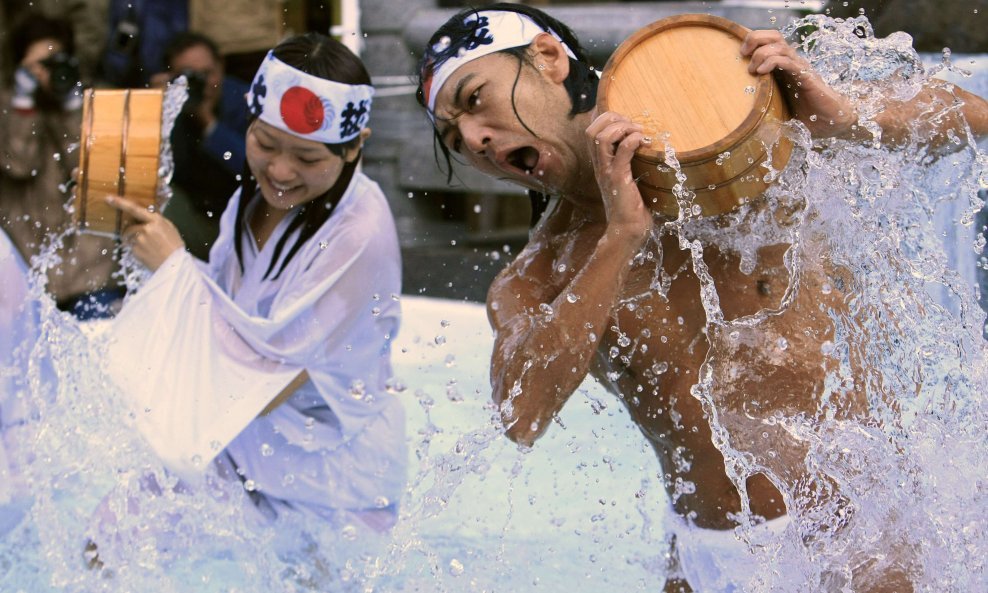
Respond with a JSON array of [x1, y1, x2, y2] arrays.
[[0, 13, 122, 319], [150, 32, 250, 259]]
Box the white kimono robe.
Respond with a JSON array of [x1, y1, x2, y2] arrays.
[[0, 229, 36, 528], [107, 172, 406, 520]]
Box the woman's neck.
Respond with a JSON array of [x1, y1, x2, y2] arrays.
[[249, 200, 291, 251]]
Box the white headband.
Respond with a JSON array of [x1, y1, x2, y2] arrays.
[[422, 11, 578, 118], [246, 52, 374, 144]]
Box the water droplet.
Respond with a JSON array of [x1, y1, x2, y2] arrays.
[[566, 293, 579, 303], [341, 524, 358, 541], [744, 85, 756, 94], [222, 151, 232, 160], [434, 335, 446, 346], [260, 443, 274, 457], [371, 306, 381, 316], [448, 558, 465, 576], [243, 479, 257, 492]]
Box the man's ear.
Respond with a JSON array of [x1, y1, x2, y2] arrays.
[[529, 32, 571, 84], [344, 127, 372, 163]]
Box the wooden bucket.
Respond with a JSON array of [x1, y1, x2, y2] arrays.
[[597, 14, 793, 217], [75, 88, 164, 235]]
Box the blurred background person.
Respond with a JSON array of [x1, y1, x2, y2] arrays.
[[0, 13, 123, 319], [151, 32, 250, 259], [99, 0, 187, 88], [1, 0, 109, 86]]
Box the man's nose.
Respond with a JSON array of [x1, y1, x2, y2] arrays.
[[459, 118, 491, 155]]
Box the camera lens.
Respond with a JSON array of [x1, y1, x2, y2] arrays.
[[176, 69, 207, 110], [42, 53, 80, 98]]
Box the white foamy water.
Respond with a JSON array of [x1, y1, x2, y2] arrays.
[[1, 14, 987, 593]]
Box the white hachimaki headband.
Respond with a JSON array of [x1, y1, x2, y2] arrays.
[[246, 51, 374, 144], [422, 10, 578, 120]]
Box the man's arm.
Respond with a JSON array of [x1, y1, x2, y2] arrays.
[[741, 30, 988, 148], [487, 211, 647, 445], [488, 112, 654, 446], [849, 81, 988, 149]]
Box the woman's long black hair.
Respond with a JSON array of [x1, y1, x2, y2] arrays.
[[415, 3, 599, 224], [234, 33, 370, 281]]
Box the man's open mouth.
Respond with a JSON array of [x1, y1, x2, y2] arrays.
[[506, 146, 540, 174]]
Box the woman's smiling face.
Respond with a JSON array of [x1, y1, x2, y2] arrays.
[[245, 119, 345, 211]]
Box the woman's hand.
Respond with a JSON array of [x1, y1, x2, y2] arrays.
[[741, 29, 858, 138], [105, 196, 185, 271], [585, 110, 653, 242]]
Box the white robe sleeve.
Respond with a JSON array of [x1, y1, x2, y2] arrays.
[[105, 249, 305, 480], [0, 231, 36, 508]]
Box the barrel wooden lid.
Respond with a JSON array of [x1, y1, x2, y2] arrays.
[[597, 14, 775, 162]]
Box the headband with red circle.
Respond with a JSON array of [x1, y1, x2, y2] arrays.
[[246, 52, 374, 144]]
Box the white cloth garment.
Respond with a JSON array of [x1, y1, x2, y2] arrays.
[[667, 512, 791, 592], [0, 229, 32, 416], [0, 229, 37, 528], [106, 172, 406, 518]]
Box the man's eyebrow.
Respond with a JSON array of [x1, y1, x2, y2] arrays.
[[451, 73, 476, 112], [435, 73, 476, 146]]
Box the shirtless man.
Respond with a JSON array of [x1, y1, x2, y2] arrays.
[[415, 4, 988, 591]]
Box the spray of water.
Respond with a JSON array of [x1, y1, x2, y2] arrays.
[[1, 14, 986, 593]]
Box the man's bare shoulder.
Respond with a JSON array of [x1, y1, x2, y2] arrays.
[[486, 200, 581, 324]]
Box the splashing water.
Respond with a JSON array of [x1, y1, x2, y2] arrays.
[[653, 15, 988, 591], [2, 15, 988, 593]]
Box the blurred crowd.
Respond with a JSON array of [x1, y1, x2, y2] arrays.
[[0, 0, 310, 318]]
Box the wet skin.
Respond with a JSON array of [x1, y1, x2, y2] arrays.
[[431, 28, 988, 535], [494, 199, 859, 529]]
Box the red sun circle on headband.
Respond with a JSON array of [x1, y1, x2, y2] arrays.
[[280, 86, 325, 134]]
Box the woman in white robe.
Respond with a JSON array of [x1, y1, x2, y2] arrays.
[[103, 34, 406, 531]]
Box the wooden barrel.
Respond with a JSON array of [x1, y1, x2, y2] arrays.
[[74, 88, 164, 236], [597, 14, 793, 217]]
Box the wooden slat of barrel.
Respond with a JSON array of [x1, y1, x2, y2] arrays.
[[122, 91, 164, 212]]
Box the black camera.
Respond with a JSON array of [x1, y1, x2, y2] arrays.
[[40, 52, 80, 98], [175, 69, 207, 111]]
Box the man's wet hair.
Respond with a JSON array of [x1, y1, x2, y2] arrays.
[[416, 3, 599, 223], [233, 33, 371, 281]]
